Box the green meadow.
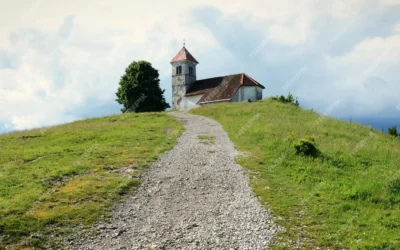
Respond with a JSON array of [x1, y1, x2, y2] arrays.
[[0, 112, 183, 249], [192, 98, 400, 249], [1, 98, 399, 249]]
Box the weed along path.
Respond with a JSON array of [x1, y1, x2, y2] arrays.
[[74, 112, 278, 249]]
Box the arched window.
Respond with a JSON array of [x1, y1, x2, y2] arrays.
[[176, 66, 182, 75]]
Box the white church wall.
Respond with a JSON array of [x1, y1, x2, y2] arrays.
[[184, 95, 203, 110], [233, 86, 263, 102]]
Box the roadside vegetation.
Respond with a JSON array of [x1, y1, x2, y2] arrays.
[[191, 98, 400, 249], [272, 92, 299, 107], [0, 112, 183, 249], [198, 135, 216, 145]]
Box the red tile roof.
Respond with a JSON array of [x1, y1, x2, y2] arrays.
[[185, 73, 265, 104], [171, 47, 199, 64]]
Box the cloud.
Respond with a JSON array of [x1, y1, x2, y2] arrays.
[[58, 16, 75, 39], [393, 21, 400, 33], [0, 0, 400, 133], [380, 0, 400, 6], [299, 34, 400, 117], [267, 22, 310, 46], [330, 35, 400, 64], [0, 16, 115, 131]]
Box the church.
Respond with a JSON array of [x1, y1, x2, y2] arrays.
[[171, 46, 265, 110]]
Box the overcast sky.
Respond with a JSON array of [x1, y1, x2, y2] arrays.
[[0, 0, 399, 133]]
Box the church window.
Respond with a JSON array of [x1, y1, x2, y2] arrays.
[[189, 66, 193, 76], [176, 66, 182, 75]]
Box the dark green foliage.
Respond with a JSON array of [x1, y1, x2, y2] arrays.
[[116, 61, 170, 113], [272, 92, 299, 106], [292, 138, 320, 157], [387, 177, 400, 194], [388, 126, 398, 137]]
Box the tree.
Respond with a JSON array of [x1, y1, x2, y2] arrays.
[[388, 126, 398, 137], [116, 61, 170, 112]]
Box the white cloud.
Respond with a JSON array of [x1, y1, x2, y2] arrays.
[[0, 0, 400, 132], [11, 115, 45, 131], [327, 35, 400, 73], [380, 0, 400, 6], [267, 21, 310, 45], [307, 35, 400, 116], [394, 22, 400, 33]]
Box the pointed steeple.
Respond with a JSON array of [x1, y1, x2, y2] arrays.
[[171, 46, 199, 64]]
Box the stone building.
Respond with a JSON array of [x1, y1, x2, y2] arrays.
[[171, 46, 265, 110]]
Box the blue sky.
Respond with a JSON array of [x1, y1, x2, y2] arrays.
[[0, 0, 400, 133]]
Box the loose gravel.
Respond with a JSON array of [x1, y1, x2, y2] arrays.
[[73, 112, 278, 249]]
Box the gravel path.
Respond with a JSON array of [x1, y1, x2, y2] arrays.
[[75, 112, 278, 249]]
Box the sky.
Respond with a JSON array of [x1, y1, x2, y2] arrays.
[[0, 0, 400, 133]]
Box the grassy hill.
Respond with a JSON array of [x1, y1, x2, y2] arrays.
[[191, 99, 400, 249], [0, 112, 183, 249]]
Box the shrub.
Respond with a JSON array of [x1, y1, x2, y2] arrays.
[[387, 177, 400, 194], [388, 126, 398, 137], [293, 138, 320, 157], [272, 92, 299, 106]]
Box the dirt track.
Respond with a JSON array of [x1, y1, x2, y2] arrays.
[[74, 112, 278, 249]]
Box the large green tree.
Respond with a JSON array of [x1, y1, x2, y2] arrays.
[[116, 61, 170, 112]]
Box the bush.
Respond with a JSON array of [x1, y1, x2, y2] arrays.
[[387, 177, 400, 194], [293, 138, 320, 157], [388, 126, 398, 137], [272, 92, 299, 106]]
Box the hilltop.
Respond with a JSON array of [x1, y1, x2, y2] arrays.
[[191, 98, 400, 249], [1, 99, 399, 249]]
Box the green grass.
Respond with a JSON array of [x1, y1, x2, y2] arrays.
[[191, 98, 400, 249], [198, 135, 215, 145], [0, 112, 183, 249]]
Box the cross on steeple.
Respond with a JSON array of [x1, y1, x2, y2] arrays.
[[183, 39, 185, 47]]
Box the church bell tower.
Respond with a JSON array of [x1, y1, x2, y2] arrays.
[[170, 45, 199, 110]]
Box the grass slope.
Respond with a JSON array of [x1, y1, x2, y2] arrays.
[[0, 112, 183, 249], [192, 99, 400, 250]]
